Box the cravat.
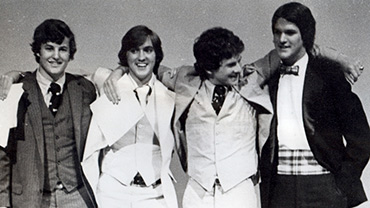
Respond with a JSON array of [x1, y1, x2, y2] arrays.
[[134, 85, 151, 109], [280, 64, 299, 75], [48, 82, 62, 116], [212, 85, 227, 115]]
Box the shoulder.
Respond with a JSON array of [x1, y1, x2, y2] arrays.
[[66, 73, 97, 99], [308, 56, 352, 95], [252, 49, 281, 80], [309, 56, 345, 82], [176, 65, 197, 76], [173, 65, 201, 84], [66, 73, 95, 89], [155, 79, 176, 100]]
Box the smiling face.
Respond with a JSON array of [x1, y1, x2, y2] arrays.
[[208, 55, 242, 86], [127, 37, 156, 86], [273, 17, 306, 66], [38, 37, 70, 81]]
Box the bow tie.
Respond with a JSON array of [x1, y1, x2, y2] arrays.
[[280, 64, 299, 76]]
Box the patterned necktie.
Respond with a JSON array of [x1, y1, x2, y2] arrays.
[[134, 85, 151, 109], [280, 64, 299, 75], [48, 82, 62, 116], [212, 85, 227, 115]]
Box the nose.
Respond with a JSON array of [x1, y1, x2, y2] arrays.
[[279, 33, 287, 43], [233, 63, 242, 73], [52, 49, 60, 59], [138, 50, 145, 61]]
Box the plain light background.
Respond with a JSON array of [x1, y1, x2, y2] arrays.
[[1, 0, 369, 207]]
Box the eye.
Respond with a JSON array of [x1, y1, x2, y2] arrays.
[[226, 62, 237, 68], [144, 46, 154, 53], [59, 47, 69, 52], [44, 46, 54, 51], [129, 48, 139, 54], [285, 30, 298, 36]]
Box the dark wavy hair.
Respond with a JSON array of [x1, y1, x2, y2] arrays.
[[31, 19, 76, 63], [193, 27, 244, 80], [272, 2, 316, 53], [118, 25, 163, 75]]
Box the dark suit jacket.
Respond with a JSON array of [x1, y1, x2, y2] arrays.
[[256, 54, 370, 208], [0, 72, 97, 208]]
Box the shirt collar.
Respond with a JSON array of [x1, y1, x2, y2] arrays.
[[295, 52, 309, 75], [128, 73, 155, 90], [36, 69, 66, 96], [281, 52, 309, 77]]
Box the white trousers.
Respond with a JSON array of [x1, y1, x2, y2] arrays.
[[97, 173, 167, 208], [182, 178, 258, 208]]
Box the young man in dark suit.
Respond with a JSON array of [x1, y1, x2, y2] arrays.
[[0, 19, 97, 208], [257, 2, 370, 208]]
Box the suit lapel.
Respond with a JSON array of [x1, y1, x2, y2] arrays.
[[22, 73, 45, 163], [90, 74, 143, 145], [66, 75, 84, 159], [174, 75, 202, 124], [269, 71, 280, 113], [237, 72, 273, 114], [302, 58, 323, 139], [145, 78, 175, 141]]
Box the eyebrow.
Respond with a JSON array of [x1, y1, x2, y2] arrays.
[[226, 61, 237, 67]]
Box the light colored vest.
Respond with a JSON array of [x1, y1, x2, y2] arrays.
[[101, 114, 162, 186], [186, 83, 258, 192]]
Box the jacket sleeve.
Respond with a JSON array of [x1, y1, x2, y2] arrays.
[[250, 50, 280, 86], [330, 64, 370, 206], [0, 147, 10, 207]]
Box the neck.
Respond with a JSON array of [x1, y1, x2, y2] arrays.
[[130, 73, 152, 87]]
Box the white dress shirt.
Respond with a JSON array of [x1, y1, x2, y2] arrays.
[[277, 53, 309, 149]]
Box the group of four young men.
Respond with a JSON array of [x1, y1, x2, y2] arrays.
[[0, 2, 369, 208]]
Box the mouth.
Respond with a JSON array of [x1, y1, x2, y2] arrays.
[[48, 59, 63, 67], [136, 63, 148, 68], [278, 45, 290, 50], [229, 73, 240, 80]]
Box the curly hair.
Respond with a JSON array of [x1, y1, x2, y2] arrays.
[[193, 27, 244, 80]]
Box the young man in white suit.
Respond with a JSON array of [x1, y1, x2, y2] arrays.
[[82, 25, 178, 208]]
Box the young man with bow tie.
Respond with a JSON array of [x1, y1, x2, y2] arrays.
[[255, 2, 370, 208]]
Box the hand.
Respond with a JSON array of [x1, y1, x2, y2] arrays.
[[337, 53, 364, 84], [103, 67, 124, 104], [0, 73, 16, 100], [243, 64, 257, 76], [238, 64, 257, 86]]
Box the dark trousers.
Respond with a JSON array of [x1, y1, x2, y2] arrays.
[[270, 174, 347, 208]]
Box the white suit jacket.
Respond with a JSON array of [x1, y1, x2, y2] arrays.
[[82, 67, 178, 208]]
